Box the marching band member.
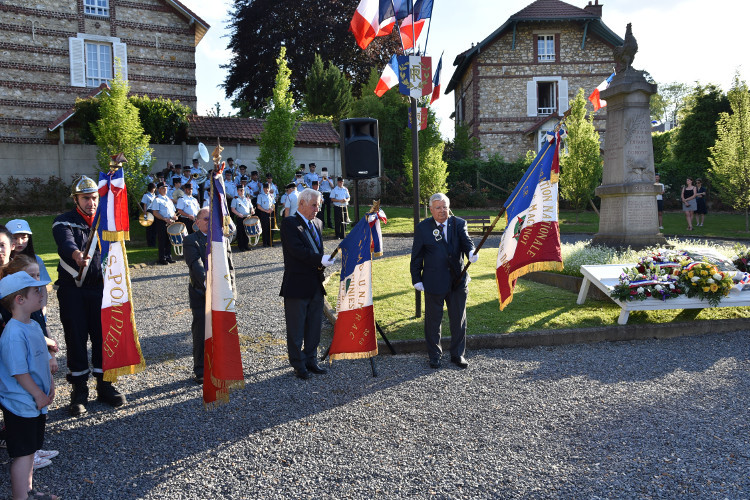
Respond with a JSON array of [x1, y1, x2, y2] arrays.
[[256, 183, 274, 247], [176, 183, 200, 234], [140, 183, 157, 247], [53, 176, 127, 416], [170, 165, 183, 187], [248, 171, 261, 206], [304, 163, 319, 190], [330, 177, 350, 239], [235, 165, 248, 187], [169, 176, 184, 205], [283, 183, 299, 217], [266, 173, 279, 203], [224, 170, 238, 203], [231, 184, 254, 252], [319, 167, 334, 229], [150, 182, 177, 265], [293, 170, 305, 192]]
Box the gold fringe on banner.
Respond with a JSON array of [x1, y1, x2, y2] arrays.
[[497, 260, 564, 311], [101, 230, 129, 242], [329, 348, 378, 362], [203, 377, 245, 410]]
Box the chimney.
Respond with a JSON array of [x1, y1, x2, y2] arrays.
[[584, 0, 602, 17]]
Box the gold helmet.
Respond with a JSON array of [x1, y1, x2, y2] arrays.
[[70, 175, 98, 197]]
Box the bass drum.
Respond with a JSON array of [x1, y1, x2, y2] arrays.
[[244, 216, 262, 247], [167, 222, 188, 256]]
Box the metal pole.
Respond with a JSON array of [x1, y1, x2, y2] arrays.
[[354, 179, 360, 222], [411, 96, 421, 318]]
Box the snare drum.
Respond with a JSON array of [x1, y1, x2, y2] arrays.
[[167, 222, 188, 256], [244, 216, 262, 247]]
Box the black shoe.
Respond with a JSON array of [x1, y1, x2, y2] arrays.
[[157, 260, 169, 265], [451, 356, 469, 369], [294, 368, 312, 380], [166, 257, 177, 264], [306, 362, 327, 375], [429, 358, 441, 369], [69, 382, 89, 416], [192, 374, 203, 384], [96, 380, 127, 407]]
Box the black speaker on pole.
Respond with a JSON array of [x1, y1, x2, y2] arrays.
[[339, 118, 381, 179]]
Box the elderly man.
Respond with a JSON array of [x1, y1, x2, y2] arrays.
[[410, 193, 478, 369], [279, 188, 335, 379], [53, 176, 127, 415]]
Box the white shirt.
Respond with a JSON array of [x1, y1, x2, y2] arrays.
[[140, 192, 155, 209], [284, 191, 298, 216], [656, 182, 664, 201], [256, 192, 274, 212], [319, 176, 333, 193], [248, 179, 261, 197], [331, 186, 350, 207], [150, 194, 176, 219], [176, 194, 200, 217], [231, 196, 253, 217], [304, 172, 319, 187], [224, 180, 238, 199]]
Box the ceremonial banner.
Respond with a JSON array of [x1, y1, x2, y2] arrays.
[[496, 131, 564, 310], [204, 166, 244, 407], [407, 106, 429, 131], [329, 210, 387, 360], [375, 55, 399, 97], [97, 169, 145, 382], [397, 56, 432, 99]]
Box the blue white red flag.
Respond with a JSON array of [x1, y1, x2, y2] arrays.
[[350, 0, 396, 50], [96, 168, 145, 381], [399, 14, 426, 50], [375, 55, 399, 97], [397, 55, 432, 99], [329, 210, 387, 360], [429, 53, 443, 104], [204, 165, 244, 407], [496, 131, 564, 310], [379, 0, 409, 22], [414, 0, 434, 21], [588, 72, 615, 111]]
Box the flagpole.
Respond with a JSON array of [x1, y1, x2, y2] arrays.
[[423, 17, 432, 54], [452, 206, 507, 288]]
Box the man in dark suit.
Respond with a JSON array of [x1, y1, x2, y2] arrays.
[[280, 188, 336, 379], [183, 207, 235, 384], [410, 193, 478, 369]]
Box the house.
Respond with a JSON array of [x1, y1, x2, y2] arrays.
[[0, 0, 209, 145], [445, 0, 623, 161]]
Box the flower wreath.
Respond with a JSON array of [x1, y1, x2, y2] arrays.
[[678, 262, 734, 307]]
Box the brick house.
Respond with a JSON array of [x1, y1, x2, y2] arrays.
[[445, 0, 623, 161], [0, 0, 209, 144]]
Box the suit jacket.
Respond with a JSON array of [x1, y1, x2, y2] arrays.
[[279, 213, 326, 299], [183, 230, 235, 310], [410, 216, 475, 295]]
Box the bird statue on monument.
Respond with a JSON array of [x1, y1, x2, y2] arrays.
[[613, 23, 638, 73]]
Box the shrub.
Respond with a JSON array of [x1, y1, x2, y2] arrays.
[[0, 176, 69, 214], [447, 181, 488, 208]]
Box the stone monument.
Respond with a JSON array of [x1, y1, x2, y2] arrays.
[[592, 23, 667, 249]]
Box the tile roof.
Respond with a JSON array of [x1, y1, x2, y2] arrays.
[[510, 0, 595, 20], [166, 0, 210, 46], [187, 116, 340, 145]]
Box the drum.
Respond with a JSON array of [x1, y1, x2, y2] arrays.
[[167, 222, 188, 256], [244, 216, 262, 246]]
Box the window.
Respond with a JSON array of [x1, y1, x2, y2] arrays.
[[537, 81, 557, 116], [526, 77, 568, 117], [85, 42, 112, 87], [537, 35, 555, 63], [85, 0, 109, 17]]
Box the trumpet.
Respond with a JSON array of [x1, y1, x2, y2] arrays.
[[191, 166, 208, 186]]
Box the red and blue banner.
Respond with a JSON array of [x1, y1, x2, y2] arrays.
[[496, 131, 564, 310], [397, 56, 432, 99], [407, 106, 429, 131], [204, 165, 244, 407], [96, 168, 145, 381]]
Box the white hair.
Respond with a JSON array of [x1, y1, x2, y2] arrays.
[[429, 193, 450, 207], [298, 188, 322, 205]]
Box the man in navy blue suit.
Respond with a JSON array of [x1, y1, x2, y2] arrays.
[[410, 193, 478, 369], [279, 188, 336, 379]]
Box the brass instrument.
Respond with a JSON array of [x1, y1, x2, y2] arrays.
[[171, 188, 185, 205], [138, 212, 154, 227], [191, 166, 208, 186]]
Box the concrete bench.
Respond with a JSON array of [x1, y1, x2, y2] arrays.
[[577, 264, 750, 325]]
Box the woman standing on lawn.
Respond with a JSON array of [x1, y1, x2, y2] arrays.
[[695, 178, 708, 227], [681, 177, 698, 231]]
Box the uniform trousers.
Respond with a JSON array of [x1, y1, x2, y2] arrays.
[[146, 223, 156, 247], [57, 285, 104, 380], [257, 210, 271, 246], [190, 298, 205, 378], [424, 286, 468, 362], [322, 192, 332, 227], [334, 205, 348, 239], [283, 289, 323, 371], [154, 218, 171, 262], [234, 215, 250, 250]]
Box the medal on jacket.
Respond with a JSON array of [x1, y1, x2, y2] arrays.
[[433, 228, 442, 242]]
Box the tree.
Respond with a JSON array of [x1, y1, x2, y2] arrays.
[[256, 47, 299, 185], [404, 109, 448, 214], [90, 59, 153, 209], [656, 82, 690, 127], [224, 0, 401, 112], [709, 74, 750, 231], [559, 88, 602, 221], [303, 54, 353, 123]]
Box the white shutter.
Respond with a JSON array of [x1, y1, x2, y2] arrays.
[[113, 42, 128, 80], [526, 80, 537, 117], [558, 79, 569, 114], [69, 37, 85, 87]]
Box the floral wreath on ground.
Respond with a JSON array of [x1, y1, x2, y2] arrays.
[[733, 247, 750, 272], [679, 261, 735, 307], [611, 252, 690, 303]]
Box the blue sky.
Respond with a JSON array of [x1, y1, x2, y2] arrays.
[[181, 0, 747, 139]]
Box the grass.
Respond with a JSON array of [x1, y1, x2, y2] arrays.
[[325, 249, 750, 341]]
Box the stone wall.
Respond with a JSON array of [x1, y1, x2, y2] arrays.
[[0, 0, 200, 144]]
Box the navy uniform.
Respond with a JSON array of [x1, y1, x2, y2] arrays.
[[53, 176, 127, 416], [319, 167, 334, 229]]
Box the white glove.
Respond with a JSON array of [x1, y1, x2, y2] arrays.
[[413, 282, 424, 292], [469, 251, 478, 264], [321, 255, 336, 268]]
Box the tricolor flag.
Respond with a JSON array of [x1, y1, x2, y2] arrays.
[[398, 14, 426, 51], [329, 210, 387, 360], [204, 165, 244, 407], [496, 130, 564, 310], [588, 72, 615, 111], [375, 55, 399, 97], [413, 0, 434, 21], [97, 168, 145, 382], [429, 53, 443, 104], [408, 106, 429, 131], [350, 0, 396, 50], [397, 55, 432, 99]]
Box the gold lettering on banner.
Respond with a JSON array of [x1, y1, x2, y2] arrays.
[[104, 343, 115, 357], [110, 286, 124, 301], [224, 298, 235, 311], [108, 272, 123, 285], [228, 322, 238, 336]]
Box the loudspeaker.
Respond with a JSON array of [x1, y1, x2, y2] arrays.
[[340, 118, 381, 179]]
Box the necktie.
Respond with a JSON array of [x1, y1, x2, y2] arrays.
[[308, 221, 320, 248], [439, 223, 446, 242]]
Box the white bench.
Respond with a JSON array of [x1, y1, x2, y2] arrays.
[[577, 264, 750, 325]]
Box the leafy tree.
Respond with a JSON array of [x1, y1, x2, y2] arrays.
[[709, 74, 750, 231], [129, 96, 191, 144], [656, 82, 690, 126], [224, 0, 401, 112], [256, 47, 299, 185], [444, 123, 481, 161], [304, 54, 353, 123], [90, 59, 153, 209], [559, 88, 602, 221], [404, 109, 448, 213]]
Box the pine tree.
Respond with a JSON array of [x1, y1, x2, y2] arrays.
[[304, 54, 353, 123], [256, 47, 299, 186], [559, 88, 602, 222], [90, 59, 153, 209], [709, 74, 750, 231]]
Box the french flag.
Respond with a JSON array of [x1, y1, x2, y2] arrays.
[[429, 53, 442, 104], [398, 14, 426, 51], [374, 55, 399, 97], [588, 72, 615, 111], [350, 0, 396, 50]]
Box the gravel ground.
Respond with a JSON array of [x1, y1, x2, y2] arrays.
[[3, 235, 748, 499]]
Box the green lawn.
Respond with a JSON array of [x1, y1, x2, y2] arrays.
[[325, 250, 750, 340]]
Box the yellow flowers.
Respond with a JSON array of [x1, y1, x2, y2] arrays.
[[702, 286, 710, 292], [688, 271, 694, 278], [710, 284, 719, 292]]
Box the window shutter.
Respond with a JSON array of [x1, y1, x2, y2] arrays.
[[69, 37, 85, 87], [526, 81, 537, 117], [113, 42, 128, 80], [558, 79, 569, 114]]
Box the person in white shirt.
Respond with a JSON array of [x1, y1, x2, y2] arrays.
[[304, 163, 320, 190], [293, 171, 305, 192], [655, 172, 665, 230], [140, 183, 157, 247], [255, 183, 275, 247], [224, 171, 238, 202], [318, 167, 334, 229], [330, 177, 350, 239], [149, 182, 177, 264], [176, 183, 201, 234], [284, 183, 299, 217], [235, 165, 248, 187], [231, 185, 254, 251], [248, 170, 261, 204], [266, 173, 279, 203]]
